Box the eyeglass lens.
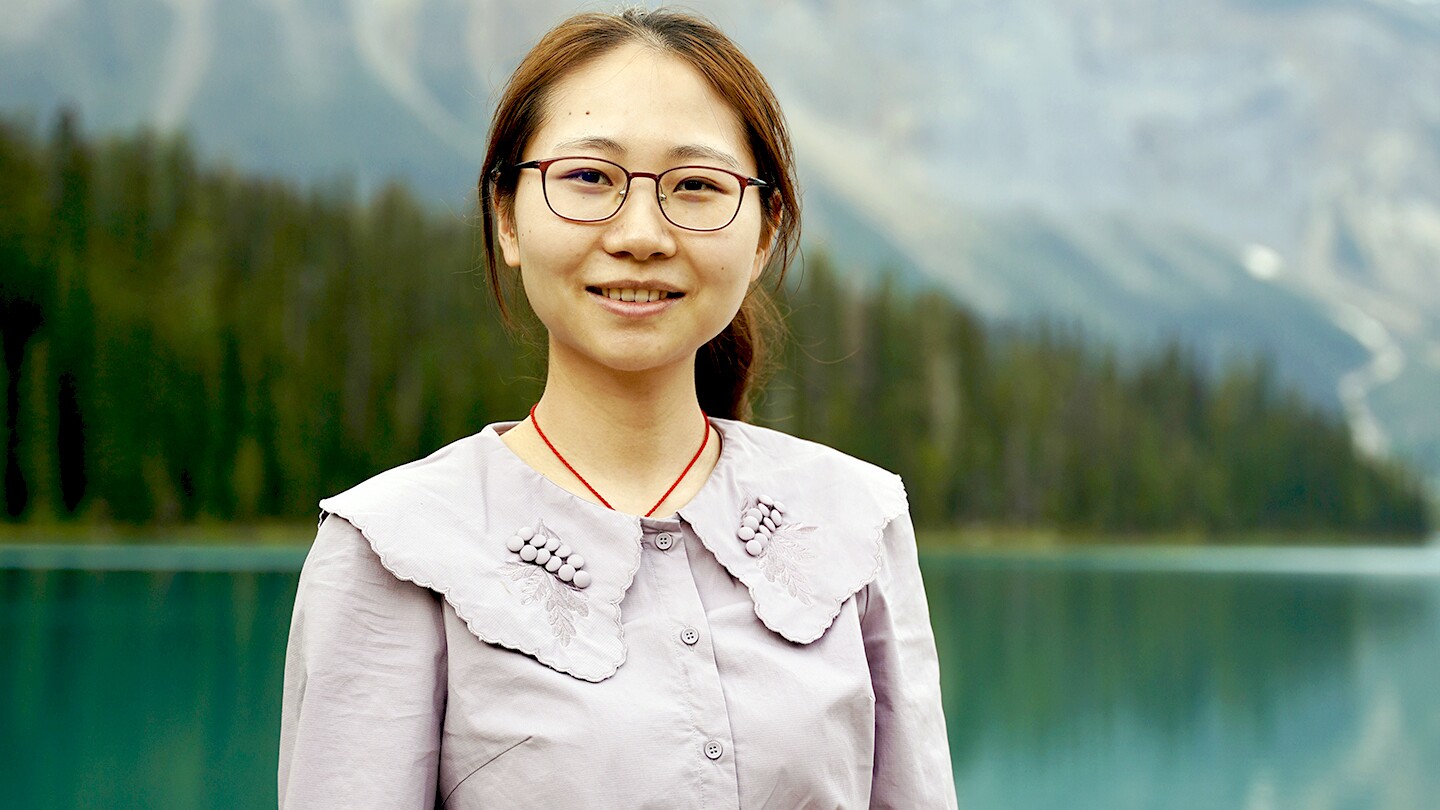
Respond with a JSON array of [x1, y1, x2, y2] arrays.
[[541, 158, 746, 231]]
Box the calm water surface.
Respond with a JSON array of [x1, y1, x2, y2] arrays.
[[2, 544, 1437, 809]]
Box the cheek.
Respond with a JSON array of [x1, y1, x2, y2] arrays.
[[715, 229, 764, 288], [702, 254, 757, 328], [509, 184, 557, 252], [513, 205, 585, 271]]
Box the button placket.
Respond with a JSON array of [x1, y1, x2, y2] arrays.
[[638, 518, 737, 786]]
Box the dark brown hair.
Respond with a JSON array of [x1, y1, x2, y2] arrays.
[[478, 7, 800, 421]]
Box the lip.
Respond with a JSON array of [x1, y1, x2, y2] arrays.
[[587, 287, 684, 318], [586, 279, 685, 294]]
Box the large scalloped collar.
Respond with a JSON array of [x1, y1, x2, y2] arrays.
[[317, 418, 907, 682]]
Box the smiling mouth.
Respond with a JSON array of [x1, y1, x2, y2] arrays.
[[586, 286, 685, 303]]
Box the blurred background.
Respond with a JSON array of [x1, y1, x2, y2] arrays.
[[1, 0, 1438, 807]]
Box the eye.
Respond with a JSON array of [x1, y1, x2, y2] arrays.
[[561, 168, 611, 186], [676, 177, 720, 193], [667, 170, 733, 198], [548, 158, 622, 190]]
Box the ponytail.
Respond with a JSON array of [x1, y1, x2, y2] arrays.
[[696, 286, 785, 421]]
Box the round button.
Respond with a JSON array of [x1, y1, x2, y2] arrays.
[[745, 538, 765, 556], [680, 627, 700, 645], [737, 526, 755, 541], [572, 569, 592, 589], [534, 548, 551, 565], [506, 536, 524, 552], [655, 532, 675, 550], [519, 545, 538, 562], [703, 740, 723, 760]]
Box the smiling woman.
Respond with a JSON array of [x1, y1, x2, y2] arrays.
[[277, 8, 958, 809], [493, 39, 773, 412]]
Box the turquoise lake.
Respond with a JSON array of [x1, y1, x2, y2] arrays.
[[2, 544, 1438, 808]]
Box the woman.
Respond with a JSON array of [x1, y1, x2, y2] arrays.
[[278, 8, 958, 809]]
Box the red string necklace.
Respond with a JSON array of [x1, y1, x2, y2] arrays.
[[529, 403, 710, 517]]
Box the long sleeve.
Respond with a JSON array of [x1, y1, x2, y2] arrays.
[[278, 514, 448, 809], [859, 506, 959, 809]]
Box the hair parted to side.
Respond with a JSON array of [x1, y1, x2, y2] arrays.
[[478, 7, 801, 422]]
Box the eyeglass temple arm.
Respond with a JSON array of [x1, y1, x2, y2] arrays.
[[490, 160, 543, 180]]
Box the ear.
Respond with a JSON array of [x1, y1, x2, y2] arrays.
[[496, 201, 522, 269], [749, 232, 772, 284], [750, 195, 780, 283]]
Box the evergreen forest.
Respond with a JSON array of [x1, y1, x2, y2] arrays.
[[0, 111, 1431, 541]]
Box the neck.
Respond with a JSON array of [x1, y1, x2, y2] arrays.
[[501, 337, 720, 516], [539, 350, 705, 467]]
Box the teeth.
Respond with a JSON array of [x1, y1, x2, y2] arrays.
[[600, 288, 673, 302]]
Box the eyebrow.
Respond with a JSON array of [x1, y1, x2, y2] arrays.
[[668, 144, 740, 170], [550, 137, 742, 170], [553, 136, 625, 155]]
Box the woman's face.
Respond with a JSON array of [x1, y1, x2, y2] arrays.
[[497, 42, 770, 376]]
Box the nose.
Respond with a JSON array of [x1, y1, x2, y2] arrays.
[[601, 175, 677, 261]]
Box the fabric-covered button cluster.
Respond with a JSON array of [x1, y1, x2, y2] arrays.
[[505, 525, 592, 589], [736, 494, 785, 557]]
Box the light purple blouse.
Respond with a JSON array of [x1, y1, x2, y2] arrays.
[[278, 417, 958, 809]]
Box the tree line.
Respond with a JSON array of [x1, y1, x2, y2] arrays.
[[0, 111, 1430, 539]]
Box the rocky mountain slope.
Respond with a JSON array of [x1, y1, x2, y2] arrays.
[[3, 0, 1437, 485]]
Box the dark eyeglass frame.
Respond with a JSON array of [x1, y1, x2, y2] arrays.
[[504, 156, 770, 232]]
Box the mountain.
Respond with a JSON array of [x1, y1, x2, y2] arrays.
[[3, 0, 1437, 487]]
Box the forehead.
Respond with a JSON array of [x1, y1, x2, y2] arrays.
[[529, 42, 753, 170]]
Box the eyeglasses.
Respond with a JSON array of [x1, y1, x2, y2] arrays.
[[507, 156, 769, 232]]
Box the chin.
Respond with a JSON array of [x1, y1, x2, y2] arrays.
[[551, 326, 721, 377], [567, 335, 698, 374], [591, 350, 692, 375]]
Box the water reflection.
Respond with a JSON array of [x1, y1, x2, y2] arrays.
[[2, 549, 1438, 808], [0, 568, 298, 810], [924, 551, 1440, 809]]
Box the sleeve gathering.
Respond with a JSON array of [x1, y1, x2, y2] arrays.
[[278, 513, 448, 809], [860, 505, 960, 809]]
